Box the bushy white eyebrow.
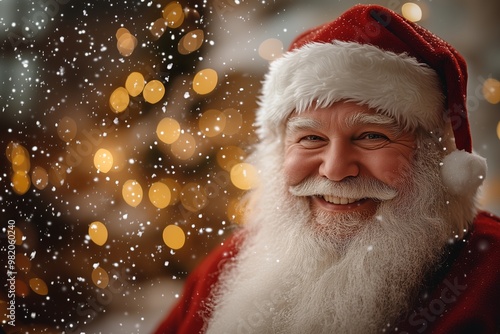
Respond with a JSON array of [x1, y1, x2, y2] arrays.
[[286, 111, 403, 139], [286, 117, 322, 136], [344, 112, 398, 128]]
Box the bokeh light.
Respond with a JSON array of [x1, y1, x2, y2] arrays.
[[16, 280, 30, 298], [12, 171, 31, 195], [29, 278, 48, 296], [401, 3, 422, 22], [230, 163, 259, 190], [109, 86, 130, 113], [170, 132, 196, 160], [222, 108, 243, 136], [125, 72, 146, 97], [199, 109, 226, 137], [162, 224, 186, 250], [483, 78, 500, 104], [161, 178, 181, 206], [216, 146, 246, 172], [156, 117, 181, 144], [88, 221, 109, 246], [92, 267, 110, 289], [31, 166, 49, 190], [193, 68, 218, 95], [16, 253, 32, 273], [8, 142, 30, 172], [13, 227, 24, 245], [150, 18, 168, 40], [180, 182, 207, 212], [116, 28, 137, 57], [258, 38, 284, 61], [122, 179, 144, 207], [149, 181, 172, 209], [93, 148, 114, 173], [162, 1, 184, 28], [143, 79, 166, 104], [178, 29, 204, 55]]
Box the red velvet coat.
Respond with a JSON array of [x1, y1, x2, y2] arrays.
[[154, 211, 500, 334]]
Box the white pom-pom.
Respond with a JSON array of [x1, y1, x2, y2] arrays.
[[441, 150, 487, 195]]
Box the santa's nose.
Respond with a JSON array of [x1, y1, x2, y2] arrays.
[[318, 140, 360, 181]]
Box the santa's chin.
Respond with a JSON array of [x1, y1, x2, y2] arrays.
[[306, 198, 381, 246]]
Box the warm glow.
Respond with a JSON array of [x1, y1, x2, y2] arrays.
[[230, 163, 258, 190], [93, 148, 114, 173], [143, 79, 165, 104], [162, 178, 181, 205], [192, 68, 218, 95], [483, 78, 500, 104], [258, 38, 283, 61], [125, 72, 146, 97], [109, 86, 130, 113], [12, 171, 30, 195], [116, 29, 137, 57], [88, 221, 108, 246], [8, 142, 30, 173], [29, 278, 48, 296], [49, 163, 67, 187], [14, 227, 24, 245], [180, 182, 208, 212], [401, 3, 422, 22], [122, 179, 143, 207], [497, 121, 500, 140], [56, 116, 78, 142], [199, 109, 226, 137], [216, 146, 246, 172], [227, 198, 246, 224], [92, 267, 109, 289], [171, 132, 196, 160], [16, 253, 31, 272], [162, 1, 184, 28], [16, 279, 30, 297], [150, 18, 167, 40], [178, 29, 204, 55], [222, 108, 243, 135], [31, 166, 49, 190], [162, 224, 186, 250], [156, 117, 181, 144], [149, 181, 172, 209]]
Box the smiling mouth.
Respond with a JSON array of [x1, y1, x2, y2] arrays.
[[321, 195, 364, 205]]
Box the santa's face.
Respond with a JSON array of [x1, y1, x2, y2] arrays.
[[283, 101, 416, 221], [206, 103, 457, 333]]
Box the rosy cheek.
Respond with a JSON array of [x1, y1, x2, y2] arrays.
[[368, 153, 413, 187], [283, 151, 309, 186]]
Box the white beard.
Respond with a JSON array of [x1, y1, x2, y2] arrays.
[[205, 138, 460, 334]]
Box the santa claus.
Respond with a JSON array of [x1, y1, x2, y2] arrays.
[[154, 4, 500, 334]]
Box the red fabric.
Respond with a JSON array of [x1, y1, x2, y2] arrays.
[[289, 4, 471, 153], [154, 211, 500, 333], [153, 235, 241, 334]]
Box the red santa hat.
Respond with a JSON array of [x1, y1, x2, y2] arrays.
[[256, 4, 486, 197]]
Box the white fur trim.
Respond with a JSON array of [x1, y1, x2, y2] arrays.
[[441, 150, 487, 195], [256, 41, 445, 138]]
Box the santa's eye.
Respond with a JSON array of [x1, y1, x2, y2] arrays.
[[358, 132, 388, 140], [298, 135, 326, 148], [300, 135, 324, 142]]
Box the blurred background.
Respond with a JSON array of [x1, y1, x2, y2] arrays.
[[0, 0, 498, 333]]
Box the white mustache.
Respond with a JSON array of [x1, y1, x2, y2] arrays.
[[289, 177, 398, 201]]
